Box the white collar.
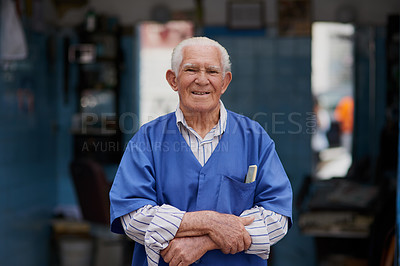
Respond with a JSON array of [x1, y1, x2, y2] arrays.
[[175, 100, 227, 136]]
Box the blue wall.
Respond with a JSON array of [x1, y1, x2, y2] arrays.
[[53, 32, 79, 207], [0, 32, 58, 265]]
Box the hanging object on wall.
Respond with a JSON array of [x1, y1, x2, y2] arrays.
[[278, 0, 312, 36], [68, 44, 96, 64], [150, 4, 171, 24], [51, 0, 88, 17], [0, 0, 28, 61], [335, 5, 357, 24], [227, 0, 265, 29], [85, 9, 97, 32], [195, 0, 204, 29]]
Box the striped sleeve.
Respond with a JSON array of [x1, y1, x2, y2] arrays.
[[240, 206, 289, 260], [120, 204, 185, 266]]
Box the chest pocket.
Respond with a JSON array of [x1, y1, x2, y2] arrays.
[[216, 175, 256, 216]]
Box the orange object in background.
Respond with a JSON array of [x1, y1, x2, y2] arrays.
[[334, 96, 354, 133]]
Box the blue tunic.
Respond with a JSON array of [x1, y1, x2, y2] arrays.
[[110, 110, 293, 266]]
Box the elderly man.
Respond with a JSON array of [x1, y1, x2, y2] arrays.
[[109, 37, 292, 266]]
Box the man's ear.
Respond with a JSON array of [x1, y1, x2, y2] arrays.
[[221, 71, 232, 95], [166, 70, 178, 91]]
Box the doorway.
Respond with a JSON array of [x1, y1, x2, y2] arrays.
[[311, 22, 355, 179], [138, 21, 193, 125]]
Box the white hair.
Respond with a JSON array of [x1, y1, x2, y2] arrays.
[[171, 37, 231, 77]]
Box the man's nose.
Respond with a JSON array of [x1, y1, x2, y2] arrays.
[[195, 71, 210, 85]]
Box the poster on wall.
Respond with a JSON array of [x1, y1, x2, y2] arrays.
[[278, 0, 312, 36], [227, 1, 265, 29]]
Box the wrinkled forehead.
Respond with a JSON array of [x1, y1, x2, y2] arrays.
[[182, 63, 222, 70], [181, 45, 222, 67]]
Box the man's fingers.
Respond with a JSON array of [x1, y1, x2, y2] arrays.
[[241, 217, 253, 251], [221, 245, 230, 254], [207, 214, 254, 254], [169, 255, 182, 266], [239, 215, 255, 226], [234, 238, 244, 254], [161, 244, 172, 262], [161, 246, 168, 257], [243, 231, 252, 250]]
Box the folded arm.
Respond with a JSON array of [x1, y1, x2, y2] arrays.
[[160, 210, 254, 266], [241, 206, 289, 259], [161, 234, 218, 265], [120, 204, 185, 265], [174, 210, 254, 254], [121, 204, 288, 265]]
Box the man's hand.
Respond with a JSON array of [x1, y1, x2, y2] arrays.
[[207, 212, 254, 254], [161, 235, 217, 266], [175, 211, 254, 255]]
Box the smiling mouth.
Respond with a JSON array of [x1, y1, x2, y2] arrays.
[[192, 92, 210, 95]]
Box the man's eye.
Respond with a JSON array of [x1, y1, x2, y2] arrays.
[[185, 68, 196, 72], [208, 70, 219, 74]]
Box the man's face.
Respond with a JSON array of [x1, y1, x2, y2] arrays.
[[167, 45, 232, 115]]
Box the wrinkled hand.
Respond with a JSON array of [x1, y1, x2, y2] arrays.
[[161, 236, 214, 266], [207, 213, 254, 254]]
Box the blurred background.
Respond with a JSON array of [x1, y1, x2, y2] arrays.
[[0, 0, 399, 265]]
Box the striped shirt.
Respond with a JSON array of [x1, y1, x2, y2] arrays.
[[121, 102, 288, 265], [175, 101, 227, 166]]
